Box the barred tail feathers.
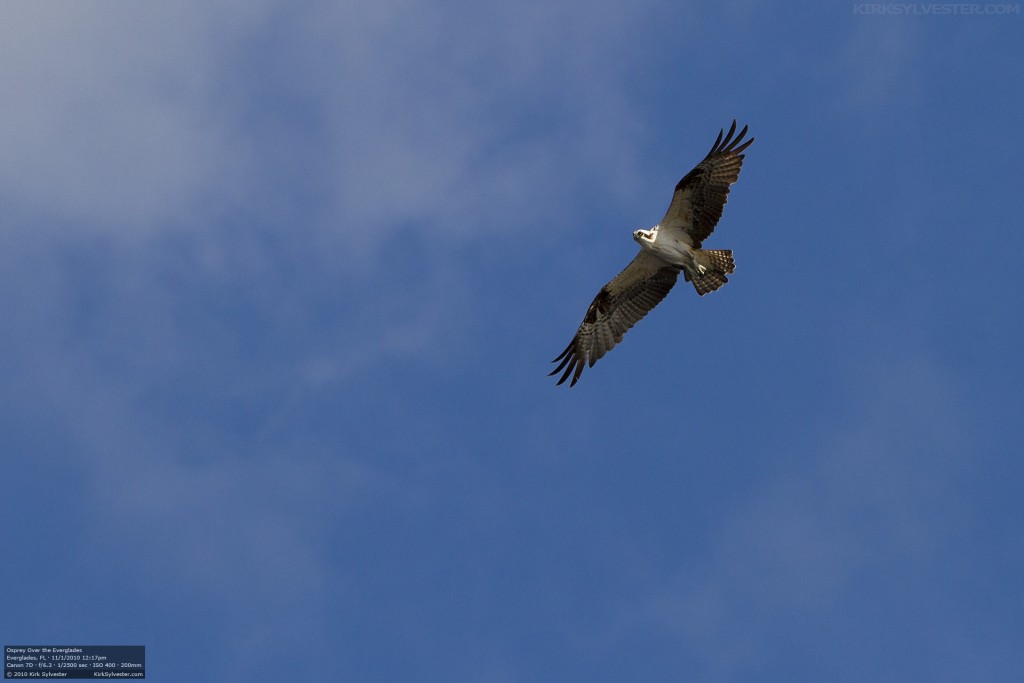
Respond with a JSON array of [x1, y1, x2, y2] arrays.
[[690, 249, 735, 296]]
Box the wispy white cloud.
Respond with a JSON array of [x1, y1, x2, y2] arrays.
[[1, 0, 654, 249], [0, 2, 277, 233], [0, 0, 670, 396]]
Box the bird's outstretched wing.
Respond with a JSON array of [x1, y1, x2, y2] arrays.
[[659, 120, 753, 247], [550, 251, 679, 387]]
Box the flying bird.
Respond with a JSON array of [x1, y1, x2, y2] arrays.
[[550, 120, 753, 387]]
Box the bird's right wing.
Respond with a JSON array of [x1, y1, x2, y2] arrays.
[[550, 251, 679, 387]]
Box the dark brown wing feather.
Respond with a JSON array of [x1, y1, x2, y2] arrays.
[[661, 120, 753, 247], [550, 252, 679, 387]]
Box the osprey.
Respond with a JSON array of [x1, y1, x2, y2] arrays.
[[550, 120, 753, 387]]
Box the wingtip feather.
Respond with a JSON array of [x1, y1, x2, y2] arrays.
[[549, 339, 582, 386]]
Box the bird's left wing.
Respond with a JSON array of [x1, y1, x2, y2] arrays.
[[659, 120, 753, 247], [550, 251, 679, 387]]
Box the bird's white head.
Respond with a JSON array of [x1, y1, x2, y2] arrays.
[[633, 228, 655, 244]]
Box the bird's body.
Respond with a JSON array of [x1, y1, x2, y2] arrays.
[[550, 120, 753, 387], [636, 226, 695, 269]]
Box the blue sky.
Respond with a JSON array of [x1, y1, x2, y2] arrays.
[[2, 2, 1023, 681]]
